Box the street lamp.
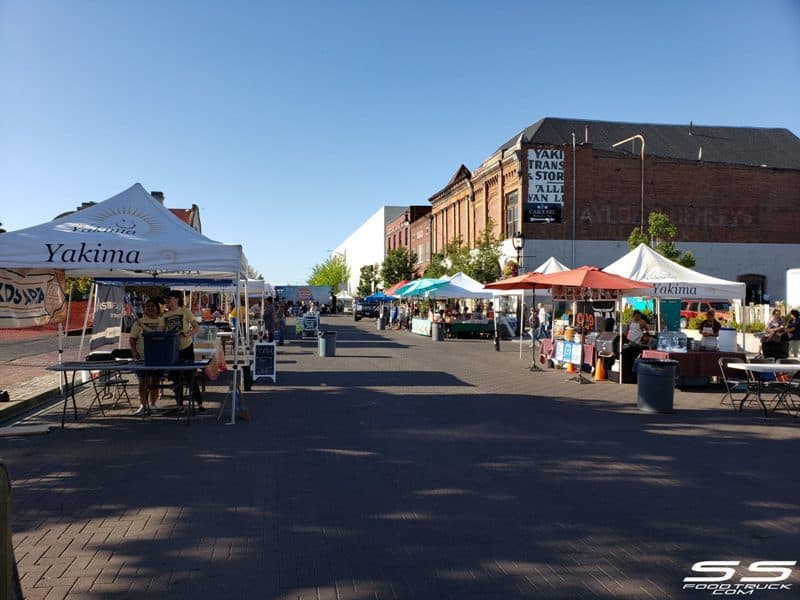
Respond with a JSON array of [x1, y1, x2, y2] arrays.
[[511, 231, 525, 274], [611, 134, 646, 233], [511, 231, 525, 338]]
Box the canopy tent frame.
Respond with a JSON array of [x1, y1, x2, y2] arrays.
[[0, 183, 250, 424]]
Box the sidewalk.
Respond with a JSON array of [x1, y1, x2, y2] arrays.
[[2, 316, 799, 598], [0, 346, 78, 423]]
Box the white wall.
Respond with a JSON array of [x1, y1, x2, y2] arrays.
[[517, 239, 799, 303], [333, 206, 406, 294]]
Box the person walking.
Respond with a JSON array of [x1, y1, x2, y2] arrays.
[[275, 301, 286, 345], [528, 306, 538, 347], [536, 303, 548, 340], [263, 297, 276, 343]]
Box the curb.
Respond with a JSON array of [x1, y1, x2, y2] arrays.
[[0, 387, 62, 425]]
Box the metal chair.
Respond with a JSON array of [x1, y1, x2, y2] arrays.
[[718, 357, 755, 409], [88, 349, 133, 410], [775, 358, 800, 419]]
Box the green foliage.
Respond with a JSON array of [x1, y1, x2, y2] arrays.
[[65, 277, 92, 300], [423, 254, 447, 279], [628, 211, 695, 268], [422, 220, 501, 284], [423, 237, 469, 278], [356, 264, 380, 297], [621, 304, 654, 326], [246, 264, 263, 280], [308, 254, 351, 290], [467, 220, 502, 283], [381, 247, 417, 287]]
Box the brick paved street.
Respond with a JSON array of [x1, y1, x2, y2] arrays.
[[2, 314, 799, 598]]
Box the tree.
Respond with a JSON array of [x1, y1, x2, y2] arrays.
[[423, 237, 470, 278], [247, 264, 263, 280], [65, 277, 92, 300], [308, 254, 351, 291], [628, 211, 696, 268], [466, 220, 502, 283], [381, 247, 417, 287], [356, 264, 380, 297]]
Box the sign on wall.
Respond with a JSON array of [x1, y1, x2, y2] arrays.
[[526, 148, 564, 224]]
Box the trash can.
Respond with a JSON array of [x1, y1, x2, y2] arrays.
[[318, 330, 336, 357], [377, 317, 386, 331], [633, 358, 679, 413], [431, 322, 444, 341]]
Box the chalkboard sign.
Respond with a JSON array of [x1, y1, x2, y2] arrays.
[[252, 342, 276, 383]]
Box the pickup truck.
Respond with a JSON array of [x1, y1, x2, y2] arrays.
[[353, 301, 380, 321]]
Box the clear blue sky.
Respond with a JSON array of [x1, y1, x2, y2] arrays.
[[2, 0, 798, 284]]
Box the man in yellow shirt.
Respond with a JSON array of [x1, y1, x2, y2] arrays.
[[164, 291, 203, 412]]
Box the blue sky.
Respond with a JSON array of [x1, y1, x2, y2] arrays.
[[1, 0, 798, 284]]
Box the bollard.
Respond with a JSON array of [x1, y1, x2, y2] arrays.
[[0, 463, 23, 600]]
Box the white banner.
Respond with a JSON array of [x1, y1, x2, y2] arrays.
[[0, 268, 66, 328]]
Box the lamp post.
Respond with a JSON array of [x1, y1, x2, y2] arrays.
[[511, 231, 526, 338], [611, 134, 646, 233], [511, 231, 525, 274]]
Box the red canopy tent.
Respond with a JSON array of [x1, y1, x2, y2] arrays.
[[384, 280, 409, 297]]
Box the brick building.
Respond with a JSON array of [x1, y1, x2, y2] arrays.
[[422, 117, 800, 302], [385, 206, 432, 277]]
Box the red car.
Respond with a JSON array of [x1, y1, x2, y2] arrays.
[[680, 300, 732, 328]]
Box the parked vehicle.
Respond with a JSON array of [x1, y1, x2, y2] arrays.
[[353, 301, 380, 321], [680, 300, 732, 328]]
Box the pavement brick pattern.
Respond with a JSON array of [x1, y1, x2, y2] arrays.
[[2, 315, 799, 598]]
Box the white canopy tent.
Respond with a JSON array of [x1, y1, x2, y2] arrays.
[[0, 183, 248, 280], [425, 272, 492, 299], [604, 244, 745, 300], [604, 243, 747, 348], [0, 183, 250, 423]]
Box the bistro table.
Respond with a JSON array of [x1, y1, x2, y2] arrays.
[[727, 362, 800, 417], [47, 359, 210, 428]]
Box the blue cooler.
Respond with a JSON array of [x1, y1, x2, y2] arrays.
[[143, 331, 180, 366]]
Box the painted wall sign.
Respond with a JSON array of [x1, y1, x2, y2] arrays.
[[527, 148, 564, 223]]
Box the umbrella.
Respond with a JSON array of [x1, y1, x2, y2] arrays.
[[485, 272, 550, 367], [484, 271, 550, 292], [532, 266, 652, 383], [531, 265, 653, 294]]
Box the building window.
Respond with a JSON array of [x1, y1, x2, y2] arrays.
[[506, 191, 519, 238]]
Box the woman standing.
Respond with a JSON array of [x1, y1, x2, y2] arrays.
[[128, 298, 164, 416]]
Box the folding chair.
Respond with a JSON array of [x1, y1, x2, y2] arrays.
[[108, 348, 134, 409], [85, 352, 113, 415], [775, 358, 800, 419], [718, 357, 755, 409]]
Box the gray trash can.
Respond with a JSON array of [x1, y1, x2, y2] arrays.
[[431, 322, 444, 341], [318, 330, 336, 357], [633, 358, 679, 413], [377, 317, 386, 331]]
